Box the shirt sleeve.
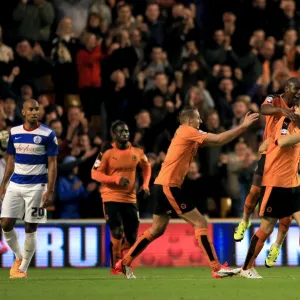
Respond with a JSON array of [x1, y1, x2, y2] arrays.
[[46, 131, 59, 156], [184, 127, 211, 145], [6, 132, 15, 155]]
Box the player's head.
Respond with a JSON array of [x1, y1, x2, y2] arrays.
[[284, 77, 300, 106], [179, 106, 202, 129], [111, 120, 129, 145], [22, 99, 39, 125]]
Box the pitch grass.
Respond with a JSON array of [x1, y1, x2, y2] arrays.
[[0, 267, 299, 300]]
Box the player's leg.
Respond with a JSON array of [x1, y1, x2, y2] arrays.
[[1, 187, 25, 278], [234, 173, 263, 241], [103, 202, 124, 273], [180, 208, 240, 278], [121, 203, 139, 253], [265, 216, 292, 268], [15, 189, 47, 278], [240, 216, 276, 278]]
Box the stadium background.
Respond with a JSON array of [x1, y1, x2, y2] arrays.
[[0, 0, 300, 268]]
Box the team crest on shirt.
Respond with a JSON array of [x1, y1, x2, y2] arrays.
[[33, 136, 42, 144], [266, 97, 273, 103], [132, 155, 137, 161], [280, 129, 288, 135], [266, 207, 272, 213]]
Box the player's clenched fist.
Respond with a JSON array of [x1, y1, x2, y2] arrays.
[[241, 112, 260, 128], [119, 176, 130, 187]]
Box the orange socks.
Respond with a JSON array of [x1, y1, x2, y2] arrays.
[[122, 230, 155, 266], [279, 216, 292, 235], [195, 228, 221, 271], [243, 228, 269, 270], [243, 185, 261, 216], [110, 236, 122, 268]]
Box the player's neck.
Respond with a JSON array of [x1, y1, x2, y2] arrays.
[[116, 142, 129, 150], [23, 121, 40, 131], [282, 94, 290, 106]]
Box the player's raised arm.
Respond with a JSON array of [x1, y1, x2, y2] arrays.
[[203, 112, 259, 146]]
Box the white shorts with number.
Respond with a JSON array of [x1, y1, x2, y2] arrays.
[[1, 182, 47, 223]]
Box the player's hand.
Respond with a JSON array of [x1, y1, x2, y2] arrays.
[[138, 187, 150, 199], [281, 108, 297, 121], [0, 185, 6, 201], [119, 177, 130, 187], [241, 112, 259, 128], [42, 190, 54, 208]]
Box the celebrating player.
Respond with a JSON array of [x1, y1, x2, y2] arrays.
[[240, 96, 300, 279], [234, 77, 300, 267], [0, 99, 58, 279], [91, 120, 151, 274], [115, 106, 259, 279]]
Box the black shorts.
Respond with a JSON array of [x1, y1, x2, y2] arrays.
[[254, 154, 266, 177], [154, 185, 196, 217], [103, 202, 139, 233], [260, 186, 300, 218]]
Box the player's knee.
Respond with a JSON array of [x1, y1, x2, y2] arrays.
[[111, 227, 123, 240], [151, 223, 167, 238], [193, 217, 208, 229], [1, 220, 14, 232], [24, 223, 38, 233]]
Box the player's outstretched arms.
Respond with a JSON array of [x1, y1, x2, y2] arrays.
[[261, 104, 297, 121], [276, 134, 300, 148], [203, 112, 259, 146]]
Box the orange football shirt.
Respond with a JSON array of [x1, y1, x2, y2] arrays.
[[154, 125, 210, 188]]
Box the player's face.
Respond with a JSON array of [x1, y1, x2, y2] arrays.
[[189, 110, 202, 130], [286, 82, 300, 106], [22, 102, 40, 124], [114, 124, 129, 144]]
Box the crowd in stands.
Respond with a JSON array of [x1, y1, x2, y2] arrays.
[[0, 0, 299, 218]]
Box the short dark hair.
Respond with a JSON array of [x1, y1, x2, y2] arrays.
[[110, 120, 128, 134], [294, 98, 300, 107], [49, 119, 61, 127], [179, 106, 198, 124]]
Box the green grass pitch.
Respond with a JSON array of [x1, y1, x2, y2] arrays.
[[0, 267, 299, 300]]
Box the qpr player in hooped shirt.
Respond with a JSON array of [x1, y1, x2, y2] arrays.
[[0, 99, 58, 279]]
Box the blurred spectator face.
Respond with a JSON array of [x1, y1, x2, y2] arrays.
[[221, 65, 232, 78], [136, 111, 151, 128], [118, 4, 132, 23], [146, 4, 160, 23], [260, 41, 275, 60], [284, 29, 298, 45], [186, 40, 197, 52], [250, 30, 265, 49], [4, 98, 16, 115], [172, 4, 185, 18], [130, 29, 141, 46], [38, 94, 50, 107], [190, 87, 202, 104], [51, 120, 63, 138], [153, 95, 164, 108], [56, 17, 73, 36], [273, 59, 286, 72], [253, 0, 266, 9], [219, 79, 234, 93], [155, 73, 168, 88], [187, 161, 199, 177], [253, 30, 265, 41], [79, 134, 91, 149], [88, 14, 101, 27], [187, 60, 199, 73], [45, 111, 58, 125], [21, 85, 33, 100], [235, 142, 248, 157], [223, 12, 236, 23], [282, 0, 295, 14], [85, 34, 97, 49], [152, 47, 163, 62], [68, 107, 81, 123], [206, 112, 220, 129], [214, 30, 225, 46], [233, 101, 248, 119], [16, 40, 32, 58]]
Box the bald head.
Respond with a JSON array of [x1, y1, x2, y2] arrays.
[[22, 99, 40, 126], [286, 77, 300, 89], [284, 77, 300, 106], [23, 99, 39, 110]]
